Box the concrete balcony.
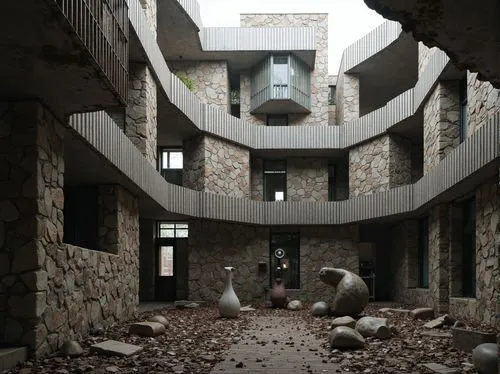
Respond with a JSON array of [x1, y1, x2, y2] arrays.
[[0, 0, 128, 117]]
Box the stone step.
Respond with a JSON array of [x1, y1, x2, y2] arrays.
[[0, 347, 28, 371]]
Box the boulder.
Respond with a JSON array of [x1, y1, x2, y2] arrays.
[[60, 340, 83, 357], [472, 343, 498, 374], [129, 322, 165, 337], [311, 301, 329, 316], [331, 316, 356, 329], [287, 300, 303, 310], [328, 326, 365, 349], [355, 316, 392, 339], [318, 267, 369, 316], [409, 307, 434, 320], [148, 315, 168, 327]]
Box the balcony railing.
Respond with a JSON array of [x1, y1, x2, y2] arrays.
[[53, 0, 129, 103]]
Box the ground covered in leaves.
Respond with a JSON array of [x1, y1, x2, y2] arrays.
[[4, 302, 481, 374]]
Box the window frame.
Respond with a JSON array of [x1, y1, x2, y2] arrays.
[[157, 222, 189, 239], [263, 160, 287, 202]]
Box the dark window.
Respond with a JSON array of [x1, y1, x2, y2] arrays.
[[328, 164, 336, 201], [328, 85, 336, 105], [418, 217, 429, 288], [267, 115, 288, 126], [459, 77, 468, 143], [64, 185, 99, 250], [158, 222, 188, 238], [462, 197, 476, 297], [159, 149, 183, 185], [270, 232, 300, 289], [263, 160, 286, 201]]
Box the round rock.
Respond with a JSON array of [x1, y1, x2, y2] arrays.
[[148, 315, 168, 327], [355, 316, 391, 339], [60, 340, 83, 357], [331, 316, 356, 329], [472, 343, 498, 374], [311, 301, 329, 316], [287, 300, 303, 310], [328, 326, 365, 349]]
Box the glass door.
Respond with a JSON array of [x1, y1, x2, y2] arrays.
[[155, 239, 176, 301]]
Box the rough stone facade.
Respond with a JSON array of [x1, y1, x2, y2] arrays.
[[348, 134, 412, 197], [467, 72, 500, 136], [169, 60, 230, 113], [287, 158, 328, 202], [183, 135, 250, 198], [188, 221, 359, 303], [250, 158, 264, 201], [336, 72, 359, 124], [239, 14, 329, 126], [239, 71, 267, 126], [126, 63, 157, 167], [449, 179, 499, 325], [0, 101, 140, 357], [139, 0, 157, 38], [423, 80, 460, 174]]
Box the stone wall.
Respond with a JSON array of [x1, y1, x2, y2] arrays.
[[139, 0, 157, 38], [390, 221, 418, 303], [188, 221, 359, 303], [239, 71, 266, 126], [169, 60, 230, 112], [126, 63, 157, 167], [423, 80, 460, 174], [183, 135, 250, 198], [336, 73, 359, 124], [250, 158, 264, 201], [467, 72, 500, 136], [239, 14, 329, 126], [287, 158, 328, 202], [348, 134, 412, 197], [449, 179, 499, 325]]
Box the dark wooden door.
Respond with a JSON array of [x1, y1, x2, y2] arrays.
[[155, 239, 176, 301]]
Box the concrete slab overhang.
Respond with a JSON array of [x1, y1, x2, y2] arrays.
[[157, 0, 316, 71], [363, 0, 500, 88], [0, 0, 128, 118]]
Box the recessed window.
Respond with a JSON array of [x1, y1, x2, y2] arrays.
[[270, 232, 300, 289], [158, 222, 189, 238], [272, 55, 289, 98], [459, 77, 468, 143], [263, 160, 286, 201], [328, 86, 336, 105], [461, 197, 476, 297], [159, 149, 183, 185], [267, 115, 288, 126], [418, 217, 429, 288], [328, 164, 336, 201]]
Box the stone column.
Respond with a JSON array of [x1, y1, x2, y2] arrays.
[[0, 101, 64, 356], [139, 0, 157, 38], [348, 134, 412, 197], [126, 63, 157, 167], [423, 80, 460, 174], [342, 74, 359, 123], [428, 204, 450, 313], [250, 158, 264, 201]]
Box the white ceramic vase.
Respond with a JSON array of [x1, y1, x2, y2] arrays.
[[218, 266, 240, 318]]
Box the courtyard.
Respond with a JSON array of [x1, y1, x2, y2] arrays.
[[1, 302, 489, 374]]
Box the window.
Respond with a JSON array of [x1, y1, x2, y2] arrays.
[[263, 160, 286, 201], [462, 197, 476, 297], [418, 217, 429, 288], [270, 232, 300, 289], [272, 55, 289, 98], [267, 115, 288, 126], [459, 77, 468, 143], [158, 222, 189, 238], [159, 149, 183, 185], [159, 246, 174, 276], [328, 164, 336, 201], [328, 86, 336, 105]]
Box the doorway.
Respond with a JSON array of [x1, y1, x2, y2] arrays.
[[155, 239, 176, 301]]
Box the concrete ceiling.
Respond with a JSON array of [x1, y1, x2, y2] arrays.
[[364, 0, 500, 88]]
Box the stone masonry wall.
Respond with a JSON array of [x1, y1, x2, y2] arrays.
[[169, 61, 230, 113], [467, 72, 500, 136], [188, 221, 359, 303], [240, 14, 329, 126], [336, 72, 359, 124], [423, 80, 460, 174], [126, 63, 157, 167], [239, 71, 267, 126], [139, 0, 157, 38], [287, 158, 328, 202], [449, 179, 499, 325], [183, 135, 250, 198], [250, 158, 264, 201], [349, 134, 412, 197]]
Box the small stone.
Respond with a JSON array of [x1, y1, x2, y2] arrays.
[[312, 301, 329, 316], [328, 326, 365, 349], [331, 316, 356, 329], [105, 367, 120, 373], [287, 300, 303, 310], [60, 340, 83, 357], [184, 302, 199, 308], [424, 315, 447, 329], [472, 343, 497, 374], [201, 354, 216, 362], [410, 307, 434, 320], [129, 322, 165, 337], [240, 305, 256, 312], [148, 315, 168, 327], [235, 362, 244, 368]]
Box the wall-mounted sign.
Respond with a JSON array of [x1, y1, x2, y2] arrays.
[[274, 248, 285, 259]]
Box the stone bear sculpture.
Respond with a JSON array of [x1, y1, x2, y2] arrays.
[[318, 267, 369, 316]]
